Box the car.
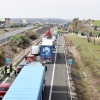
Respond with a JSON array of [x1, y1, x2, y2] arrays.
[[0, 83, 10, 98], [25, 54, 36, 62], [16, 63, 26, 74]]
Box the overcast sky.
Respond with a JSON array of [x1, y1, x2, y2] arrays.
[[0, 0, 100, 20]]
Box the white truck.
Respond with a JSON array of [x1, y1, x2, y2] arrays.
[[30, 45, 40, 56]]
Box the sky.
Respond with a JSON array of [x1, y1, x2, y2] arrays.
[[0, 0, 100, 20]]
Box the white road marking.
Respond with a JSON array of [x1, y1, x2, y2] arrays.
[[2, 78, 8, 84], [48, 34, 59, 100], [2, 71, 14, 84]]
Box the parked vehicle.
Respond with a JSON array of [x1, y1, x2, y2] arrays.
[[16, 63, 26, 74], [45, 30, 51, 38], [31, 46, 40, 56], [0, 83, 10, 98], [2, 63, 46, 100], [40, 39, 53, 63], [25, 54, 36, 62], [52, 36, 56, 42]]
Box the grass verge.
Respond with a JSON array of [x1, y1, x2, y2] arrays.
[[65, 34, 100, 99]]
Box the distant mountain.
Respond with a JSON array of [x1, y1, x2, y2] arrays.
[[11, 18, 71, 24]]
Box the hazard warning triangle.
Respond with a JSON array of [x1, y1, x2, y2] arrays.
[[68, 41, 74, 46]]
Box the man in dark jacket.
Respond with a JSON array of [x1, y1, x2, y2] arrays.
[[9, 62, 12, 72], [4, 65, 7, 75]]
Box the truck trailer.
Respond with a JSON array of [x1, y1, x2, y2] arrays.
[[2, 63, 45, 100], [40, 39, 53, 63]]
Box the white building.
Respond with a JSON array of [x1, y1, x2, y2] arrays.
[[21, 18, 26, 24]]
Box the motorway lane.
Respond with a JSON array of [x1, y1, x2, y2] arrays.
[[43, 49, 56, 100], [51, 35, 69, 100]]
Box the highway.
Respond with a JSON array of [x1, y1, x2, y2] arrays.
[[0, 27, 69, 100], [0, 25, 50, 44], [0, 26, 35, 43]]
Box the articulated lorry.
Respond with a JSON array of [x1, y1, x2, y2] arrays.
[[3, 62, 46, 100], [40, 39, 53, 63], [45, 30, 51, 38]]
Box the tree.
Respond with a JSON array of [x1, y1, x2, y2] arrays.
[[94, 26, 97, 30]]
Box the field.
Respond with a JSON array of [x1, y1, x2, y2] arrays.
[[91, 20, 100, 26], [65, 34, 100, 100]]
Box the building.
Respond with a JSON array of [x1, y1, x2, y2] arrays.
[[5, 18, 10, 25], [0, 18, 5, 24], [0, 18, 10, 25], [21, 18, 26, 24]]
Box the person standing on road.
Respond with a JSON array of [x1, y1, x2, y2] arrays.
[[6, 67, 10, 77], [0, 68, 5, 76], [9, 62, 12, 73], [42, 62, 47, 72], [4, 65, 7, 75], [13, 66, 17, 76]]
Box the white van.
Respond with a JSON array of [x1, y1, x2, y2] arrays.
[[31, 46, 40, 56]]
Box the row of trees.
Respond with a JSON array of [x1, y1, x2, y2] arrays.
[[67, 18, 100, 45]]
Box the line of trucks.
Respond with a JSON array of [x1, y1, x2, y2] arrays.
[[28, 29, 58, 63], [1, 29, 58, 100], [16, 29, 58, 74]]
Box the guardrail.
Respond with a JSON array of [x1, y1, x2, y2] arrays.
[[63, 35, 73, 100], [0, 34, 44, 81]]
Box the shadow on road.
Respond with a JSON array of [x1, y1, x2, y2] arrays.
[[43, 85, 69, 100]]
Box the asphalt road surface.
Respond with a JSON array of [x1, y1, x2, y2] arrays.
[[0, 28, 69, 100], [0, 26, 35, 43]]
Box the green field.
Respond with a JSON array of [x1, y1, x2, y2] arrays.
[[91, 20, 100, 26], [65, 34, 100, 77], [65, 34, 100, 94]]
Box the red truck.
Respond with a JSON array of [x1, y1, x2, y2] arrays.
[[45, 30, 51, 38]]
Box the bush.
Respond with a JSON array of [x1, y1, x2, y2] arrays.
[[25, 30, 37, 39], [10, 34, 26, 46], [0, 48, 3, 57]]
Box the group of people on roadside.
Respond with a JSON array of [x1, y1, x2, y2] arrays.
[[0, 62, 17, 77]]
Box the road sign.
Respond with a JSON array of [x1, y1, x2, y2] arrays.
[[68, 41, 74, 46], [6, 58, 10, 64], [68, 59, 72, 65]]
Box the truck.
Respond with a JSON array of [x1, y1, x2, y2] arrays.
[[45, 30, 51, 38], [2, 63, 46, 100], [30, 45, 40, 56], [40, 39, 53, 63]]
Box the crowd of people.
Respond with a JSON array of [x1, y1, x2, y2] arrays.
[[0, 62, 17, 77]]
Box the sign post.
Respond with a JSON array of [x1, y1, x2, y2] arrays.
[[6, 58, 10, 64], [68, 59, 72, 65]]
